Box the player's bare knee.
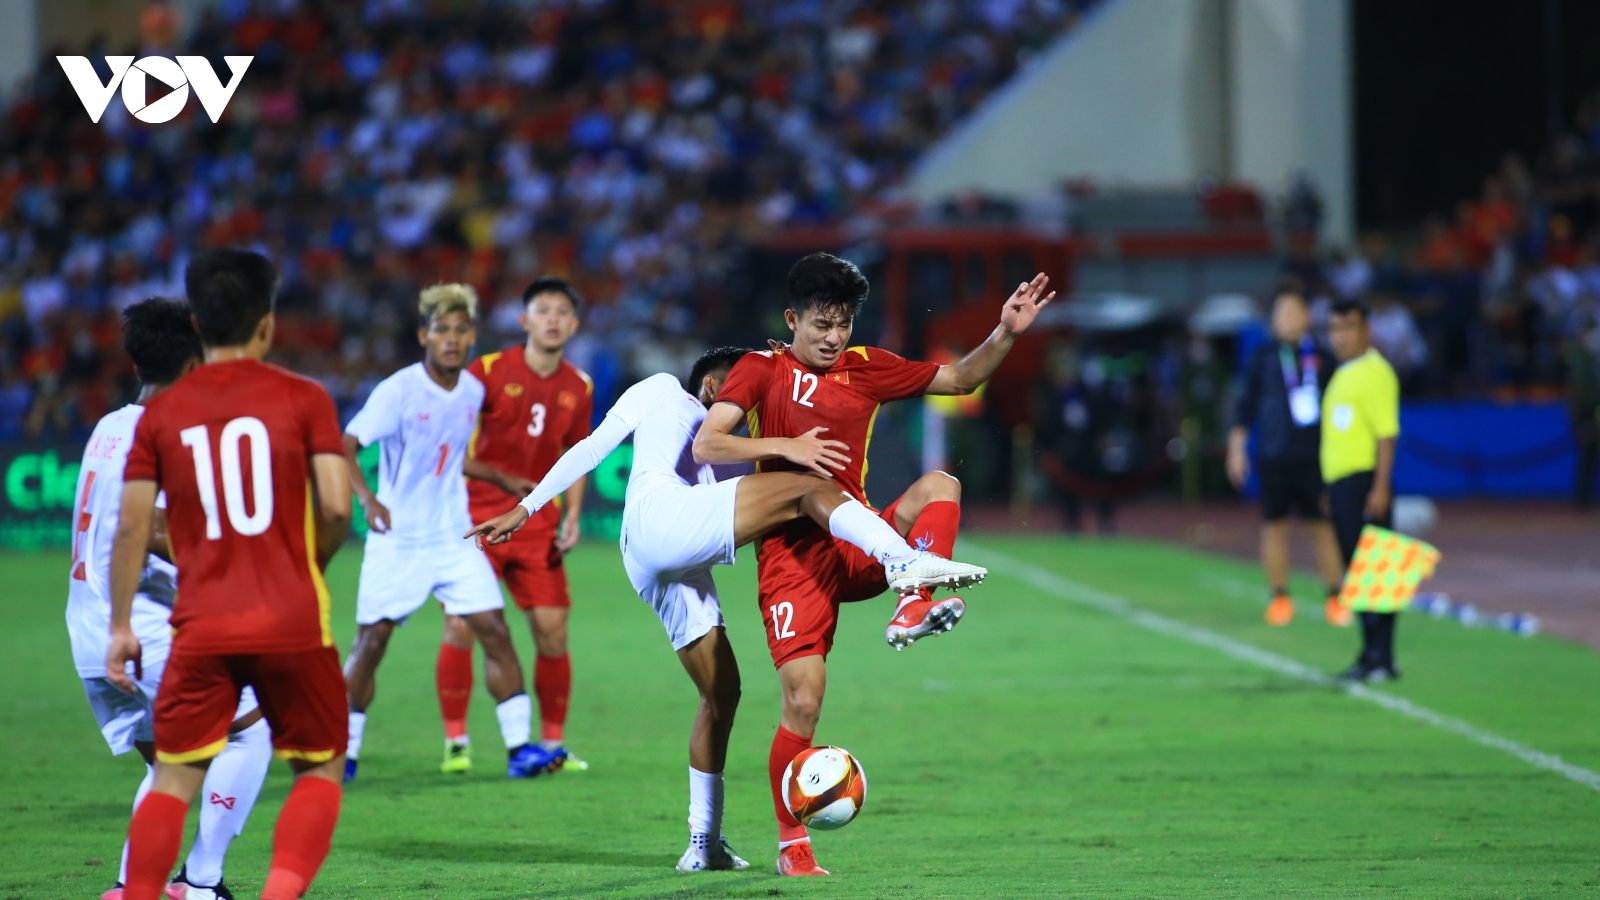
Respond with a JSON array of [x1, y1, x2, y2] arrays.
[[916, 470, 961, 503]]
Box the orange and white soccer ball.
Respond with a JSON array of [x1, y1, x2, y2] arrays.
[[782, 746, 867, 830]]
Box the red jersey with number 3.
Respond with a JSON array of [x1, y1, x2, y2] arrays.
[[123, 359, 346, 654], [714, 347, 939, 505], [466, 348, 593, 529]]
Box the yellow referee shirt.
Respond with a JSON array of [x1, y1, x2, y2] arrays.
[[1320, 348, 1400, 482]]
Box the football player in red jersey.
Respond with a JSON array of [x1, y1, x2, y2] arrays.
[[106, 249, 354, 900], [433, 277, 593, 775], [694, 252, 1053, 876]]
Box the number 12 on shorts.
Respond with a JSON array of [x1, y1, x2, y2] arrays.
[[769, 601, 796, 640]]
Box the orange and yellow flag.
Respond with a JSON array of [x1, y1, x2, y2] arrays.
[[1338, 525, 1441, 613]]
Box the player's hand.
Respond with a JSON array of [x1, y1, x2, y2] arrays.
[[106, 627, 143, 696], [767, 338, 790, 353], [1365, 483, 1392, 520], [465, 506, 530, 549], [998, 273, 1056, 336], [783, 426, 851, 478], [363, 499, 392, 534], [503, 474, 537, 498], [555, 513, 581, 554], [1225, 445, 1250, 489]]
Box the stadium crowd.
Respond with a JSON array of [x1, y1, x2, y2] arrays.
[[0, 0, 1090, 441]]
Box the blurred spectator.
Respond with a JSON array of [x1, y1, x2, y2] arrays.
[[1366, 291, 1428, 384], [1565, 317, 1600, 509]]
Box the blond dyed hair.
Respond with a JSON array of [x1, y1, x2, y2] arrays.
[[418, 283, 479, 322]]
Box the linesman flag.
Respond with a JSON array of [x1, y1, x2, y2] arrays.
[[1338, 525, 1441, 613]]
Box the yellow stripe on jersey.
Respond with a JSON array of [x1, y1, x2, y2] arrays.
[[848, 346, 870, 361], [746, 408, 763, 473], [468, 414, 482, 459], [158, 737, 228, 765], [275, 747, 339, 762], [575, 365, 594, 394], [860, 404, 880, 497], [304, 482, 333, 647], [478, 350, 505, 375]]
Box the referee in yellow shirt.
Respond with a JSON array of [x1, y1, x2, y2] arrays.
[[1323, 298, 1401, 682]]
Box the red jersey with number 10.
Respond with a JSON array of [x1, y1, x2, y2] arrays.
[[123, 359, 346, 654], [466, 348, 593, 528], [714, 347, 939, 506]]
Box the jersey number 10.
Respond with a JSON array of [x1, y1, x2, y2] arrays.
[[180, 417, 275, 539]]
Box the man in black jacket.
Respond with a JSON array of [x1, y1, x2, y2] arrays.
[[1227, 285, 1347, 627]]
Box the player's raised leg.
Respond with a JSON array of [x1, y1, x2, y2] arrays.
[[674, 622, 751, 872], [730, 471, 986, 594], [770, 655, 829, 876], [883, 471, 970, 649]]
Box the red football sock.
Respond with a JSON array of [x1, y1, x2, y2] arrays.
[[436, 643, 473, 741], [908, 499, 960, 559], [769, 725, 812, 844], [261, 775, 342, 900], [124, 791, 187, 900], [534, 653, 570, 744]]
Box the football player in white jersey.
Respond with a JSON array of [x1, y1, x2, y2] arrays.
[[68, 298, 273, 900], [467, 347, 985, 872], [340, 284, 552, 781]]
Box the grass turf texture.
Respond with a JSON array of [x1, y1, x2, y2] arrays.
[[4, 537, 1600, 899]]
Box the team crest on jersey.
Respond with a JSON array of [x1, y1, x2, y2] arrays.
[[828, 372, 850, 385], [557, 390, 578, 409], [504, 383, 524, 397]]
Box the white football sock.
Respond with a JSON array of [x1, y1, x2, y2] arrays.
[[119, 763, 155, 884], [687, 767, 724, 839], [496, 694, 533, 750], [183, 717, 271, 886], [828, 499, 916, 564], [347, 711, 367, 761]]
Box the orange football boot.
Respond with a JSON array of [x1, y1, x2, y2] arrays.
[[885, 590, 966, 650], [1325, 594, 1353, 627], [776, 841, 830, 876], [1264, 593, 1294, 626]]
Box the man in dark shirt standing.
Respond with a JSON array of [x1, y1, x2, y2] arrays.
[[1227, 285, 1347, 627]]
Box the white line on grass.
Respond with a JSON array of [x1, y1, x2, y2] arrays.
[[970, 544, 1600, 795]]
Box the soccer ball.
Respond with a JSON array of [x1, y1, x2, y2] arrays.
[[782, 746, 867, 830]]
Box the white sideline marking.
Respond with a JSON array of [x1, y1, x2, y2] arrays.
[[970, 544, 1600, 795]]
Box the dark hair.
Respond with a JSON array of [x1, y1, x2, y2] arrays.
[[522, 276, 583, 316], [123, 297, 202, 386], [1330, 298, 1369, 321], [787, 252, 869, 318], [185, 248, 278, 346], [688, 346, 754, 392], [1270, 275, 1306, 306]]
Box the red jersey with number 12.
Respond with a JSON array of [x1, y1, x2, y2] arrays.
[[714, 347, 939, 506], [466, 348, 593, 528], [123, 359, 346, 654]]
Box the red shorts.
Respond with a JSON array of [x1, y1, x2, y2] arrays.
[[758, 500, 902, 669], [153, 646, 348, 764], [483, 524, 570, 610]]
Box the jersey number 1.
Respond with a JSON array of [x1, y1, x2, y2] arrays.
[[180, 417, 274, 540], [791, 369, 817, 408]]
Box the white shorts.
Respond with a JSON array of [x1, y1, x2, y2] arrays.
[[357, 531, 503, 625], [621, 477, 741, 651], [82, 662, 259, 756]]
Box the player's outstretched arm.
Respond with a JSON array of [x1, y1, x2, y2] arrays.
[[311, 452, 353, 570], [107, 479, 158, 695], [925, 273, 1056, 396], [692, 402, 850, 478], [342, 432, 391, 534]]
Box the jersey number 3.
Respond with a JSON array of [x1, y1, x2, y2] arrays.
[[180, 417, 274, 540], [791, 369, 817, 408], [527, 402, 547, 437]]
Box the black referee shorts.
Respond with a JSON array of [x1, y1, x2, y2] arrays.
[[1257, 459, 1325, 522], [1327, 470, 1394, 566]]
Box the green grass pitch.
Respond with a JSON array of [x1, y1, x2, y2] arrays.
[[5, 536, 1600, 898]]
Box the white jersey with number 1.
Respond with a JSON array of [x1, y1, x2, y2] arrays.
[[345, 362, 502, 625], [518, 372, 750, 649]]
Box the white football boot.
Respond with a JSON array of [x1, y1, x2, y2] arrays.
[[676, 835, 751, 872], [884, 552, 986, 595]]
